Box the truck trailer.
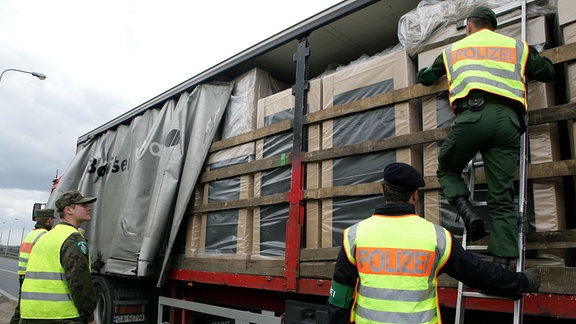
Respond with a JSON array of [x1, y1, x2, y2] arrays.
[[45, 0, 576, 322]]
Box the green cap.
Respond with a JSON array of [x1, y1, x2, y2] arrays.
[[55, 191, 97, 211], [468, 6, 497, 29], [34, 208, 55, 218]]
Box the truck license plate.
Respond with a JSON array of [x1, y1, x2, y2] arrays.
[[114, 314, 146, 323]]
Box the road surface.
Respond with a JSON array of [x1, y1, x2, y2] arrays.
[[0, 255, 18, 324], [0, 256, 18, 301]]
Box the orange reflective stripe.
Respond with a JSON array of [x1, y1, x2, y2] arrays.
[[451, 46, 516, 64], [20, 242, 33, 253], [356, 247, 435, 277]]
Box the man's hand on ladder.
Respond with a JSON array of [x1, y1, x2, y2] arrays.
[[523, 268, 541, 293]]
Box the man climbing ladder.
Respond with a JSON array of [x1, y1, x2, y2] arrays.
[[416, 4, 555, 268]]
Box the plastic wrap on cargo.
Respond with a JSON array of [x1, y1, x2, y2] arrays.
[[201, 144, 254, 255], [331, 44, 405, 74], [564, 21, 576, 160], [220, 68, 286, 139], [257, 89, 295, 128], [252, 104, 294, 258], [398, 0, 556, 56], [321, 107, 396, 188], [564, 23, 576, 102], [321, 47, 412, 111], [199, 172, 252, 256], [530, 123, 560, 163], [320, 107, 398, 247], [208, 68, 285, 172], [324, 195, 383, 247], [261, 105, 293, 184], [256, 203, 290, 256], [206, 143, 255, 170], [421, 92, 453, 177], [317, 48, 420, 248], [205, 210, 239, 254], [533, 179, 566, 232]]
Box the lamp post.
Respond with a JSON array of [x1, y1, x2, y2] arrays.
[[15, 217, 25, 247], [0, 222, 4, 250], [4, 226, 11, 256], [0, 68, 46, 82]]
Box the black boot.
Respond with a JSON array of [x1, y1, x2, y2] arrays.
[[454, 197, 487, 242]]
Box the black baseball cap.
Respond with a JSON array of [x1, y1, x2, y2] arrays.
[[383, 162, 425, 191]]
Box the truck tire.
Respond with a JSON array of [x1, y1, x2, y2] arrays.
[[93, 276, 115, 324]]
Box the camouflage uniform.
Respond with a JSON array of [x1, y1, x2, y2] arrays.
[[20, 222, 97, 324]]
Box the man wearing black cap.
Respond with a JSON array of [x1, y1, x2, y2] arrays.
[[328, 162, 540, 324], [20, 191, 98, 324], [9, 208, 55, 324], [416, 5, 555, 267]]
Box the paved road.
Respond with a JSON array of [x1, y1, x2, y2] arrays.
[[0, 256, 17, 324], [0, 294, 16, 324], [0, 256, 18, 302]]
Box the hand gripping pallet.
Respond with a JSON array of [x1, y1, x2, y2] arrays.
[[454, 2, 529, 322]]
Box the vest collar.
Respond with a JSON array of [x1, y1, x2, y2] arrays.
[[374, 202, 416, 216]]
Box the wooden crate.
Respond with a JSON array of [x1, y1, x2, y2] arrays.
[[304, 79, 323, 249], [319, 49, 420, 247], [252, 79, 323, 256], [562, 22, 576, 179], [192, 148, 255, 259], [185, 68, 286, 259]]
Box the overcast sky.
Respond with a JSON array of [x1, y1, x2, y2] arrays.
[[0, 0, 342, 246]]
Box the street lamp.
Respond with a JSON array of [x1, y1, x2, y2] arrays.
[[0, 68, 46, 82], [0, 222, 4, 250], [15, 218, 25, 247], [4, 225, 11, 256]]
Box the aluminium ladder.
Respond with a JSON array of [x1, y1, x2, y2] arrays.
[[454, 149, 528, 324], [454, 2, 529, 322]]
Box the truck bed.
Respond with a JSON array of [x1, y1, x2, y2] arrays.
[[169, 42, 576, 319]]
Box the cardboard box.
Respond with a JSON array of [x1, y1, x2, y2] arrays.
[[558, 0, 576, 26], [219, 68, 287, 139], [304, 79, 324, 249], [319, 49, 421, 247], [186, 67, 287, 259], [561, 21, 576, 217], [189, 149, 255, 259], [252, 79, 323, 255], [253, 88, 293, 258], [418, 7, 551, 53]]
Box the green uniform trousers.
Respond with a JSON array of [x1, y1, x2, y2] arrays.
[[437, 101, 521, 258]]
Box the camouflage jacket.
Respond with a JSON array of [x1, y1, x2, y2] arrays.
[[60, 223, 96, 323]]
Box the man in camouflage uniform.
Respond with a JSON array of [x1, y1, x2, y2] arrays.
[[9, 208, 55, 324], [20, 191, 98, 324]]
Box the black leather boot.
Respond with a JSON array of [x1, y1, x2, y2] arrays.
[[454, 197, 488, 241]]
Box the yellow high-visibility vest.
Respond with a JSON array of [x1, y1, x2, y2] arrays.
[[443, 29, 529, 110], [343, 214, 452, 324], [20, 224, 82, 319], [18, 228, 48, 275]]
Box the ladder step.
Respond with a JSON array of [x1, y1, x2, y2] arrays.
[[462, 290, 512, 300], [466, 245, 488, 252], [471, 201, 487, 207], [472, 160, 484, 168]]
